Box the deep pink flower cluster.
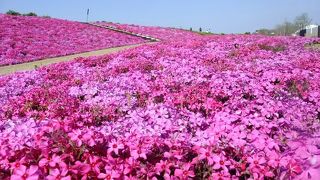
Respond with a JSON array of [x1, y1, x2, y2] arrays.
[[0, 15, 146, 66], [0, 33, 320, 179], [96, 22, 199, 41]]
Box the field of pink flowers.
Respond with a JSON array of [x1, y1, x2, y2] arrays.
[[0, 15, 146, 66], [1, 29, 320, 179], [96, 22, 199, 41]]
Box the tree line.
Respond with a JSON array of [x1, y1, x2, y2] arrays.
[[256, 13, 312, 36], [6, 10, 51, 18]]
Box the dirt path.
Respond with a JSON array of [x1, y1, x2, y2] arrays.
[[0, 22, 160, 76], [0, 42, 155, 76]]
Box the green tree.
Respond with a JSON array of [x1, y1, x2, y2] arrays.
[[256, 28, 275, 35], [6, 10, 21, 16], [275, 21, 299, 36], [23, 12, 37, 16]]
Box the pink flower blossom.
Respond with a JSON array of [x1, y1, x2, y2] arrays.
[[198, 148, 215, 165], [87, 155, 102, 174], [98, 168, 120, 180], [68, 129, 83, 147], [10, 157, 26, 170], [70, 161, 91, 175], [247, 154, 267, 169], [46, 168, 71, 180], [286, 159, 303, 177], [82, 130, 96, 147], [211, 171, 231, 180], [131, 148, 147, 160], [11, 165, 39, 180], [124, 157, 139, 175], [297, 168, 320, 180], [155, 160, 172, 175], [174, 164, 195, 178], [212, 154, 231, 172], [39, 154, 66, 168], [108, 140, 124, 154]]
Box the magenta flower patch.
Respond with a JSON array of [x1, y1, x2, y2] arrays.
[[0, 29, 320, 179], [0, 14, 146, 66]]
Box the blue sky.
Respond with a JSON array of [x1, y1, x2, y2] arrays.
[[0, 0, 319, 33]]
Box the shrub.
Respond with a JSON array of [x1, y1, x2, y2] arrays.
[[23, 12, 37, 16], [6, 10, 21, 16], [259, 44, 286, 52]]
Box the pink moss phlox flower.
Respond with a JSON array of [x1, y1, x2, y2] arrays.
[[70, 161, 91, 175], [155, 160, 172, 175], [174, 164, 195, 178], [11, 165, 39, 180], [212, 154, 231, 172], [46, 168, 71, 180], [131, 148, 147, 160], [108, 140, 125, 155], [39, 154, 66, 168], [287, 159, 303, 177], [87, 155, 102, 174], [98, 166, 121, 180], [198, 147, 215, 165], [68, 129, 83, 147]]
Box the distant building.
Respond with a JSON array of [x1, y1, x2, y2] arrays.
[[305, 25, 320, 37], [295, 24, 320, 37]]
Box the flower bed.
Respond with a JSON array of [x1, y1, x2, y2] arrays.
[[0, 15, 146, 66], [0, 35, 320, 179], [96, 22, 199, 41]]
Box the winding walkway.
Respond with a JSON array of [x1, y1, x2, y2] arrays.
[[0, 23, 160, 76], [0, 42, 156, 75]]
